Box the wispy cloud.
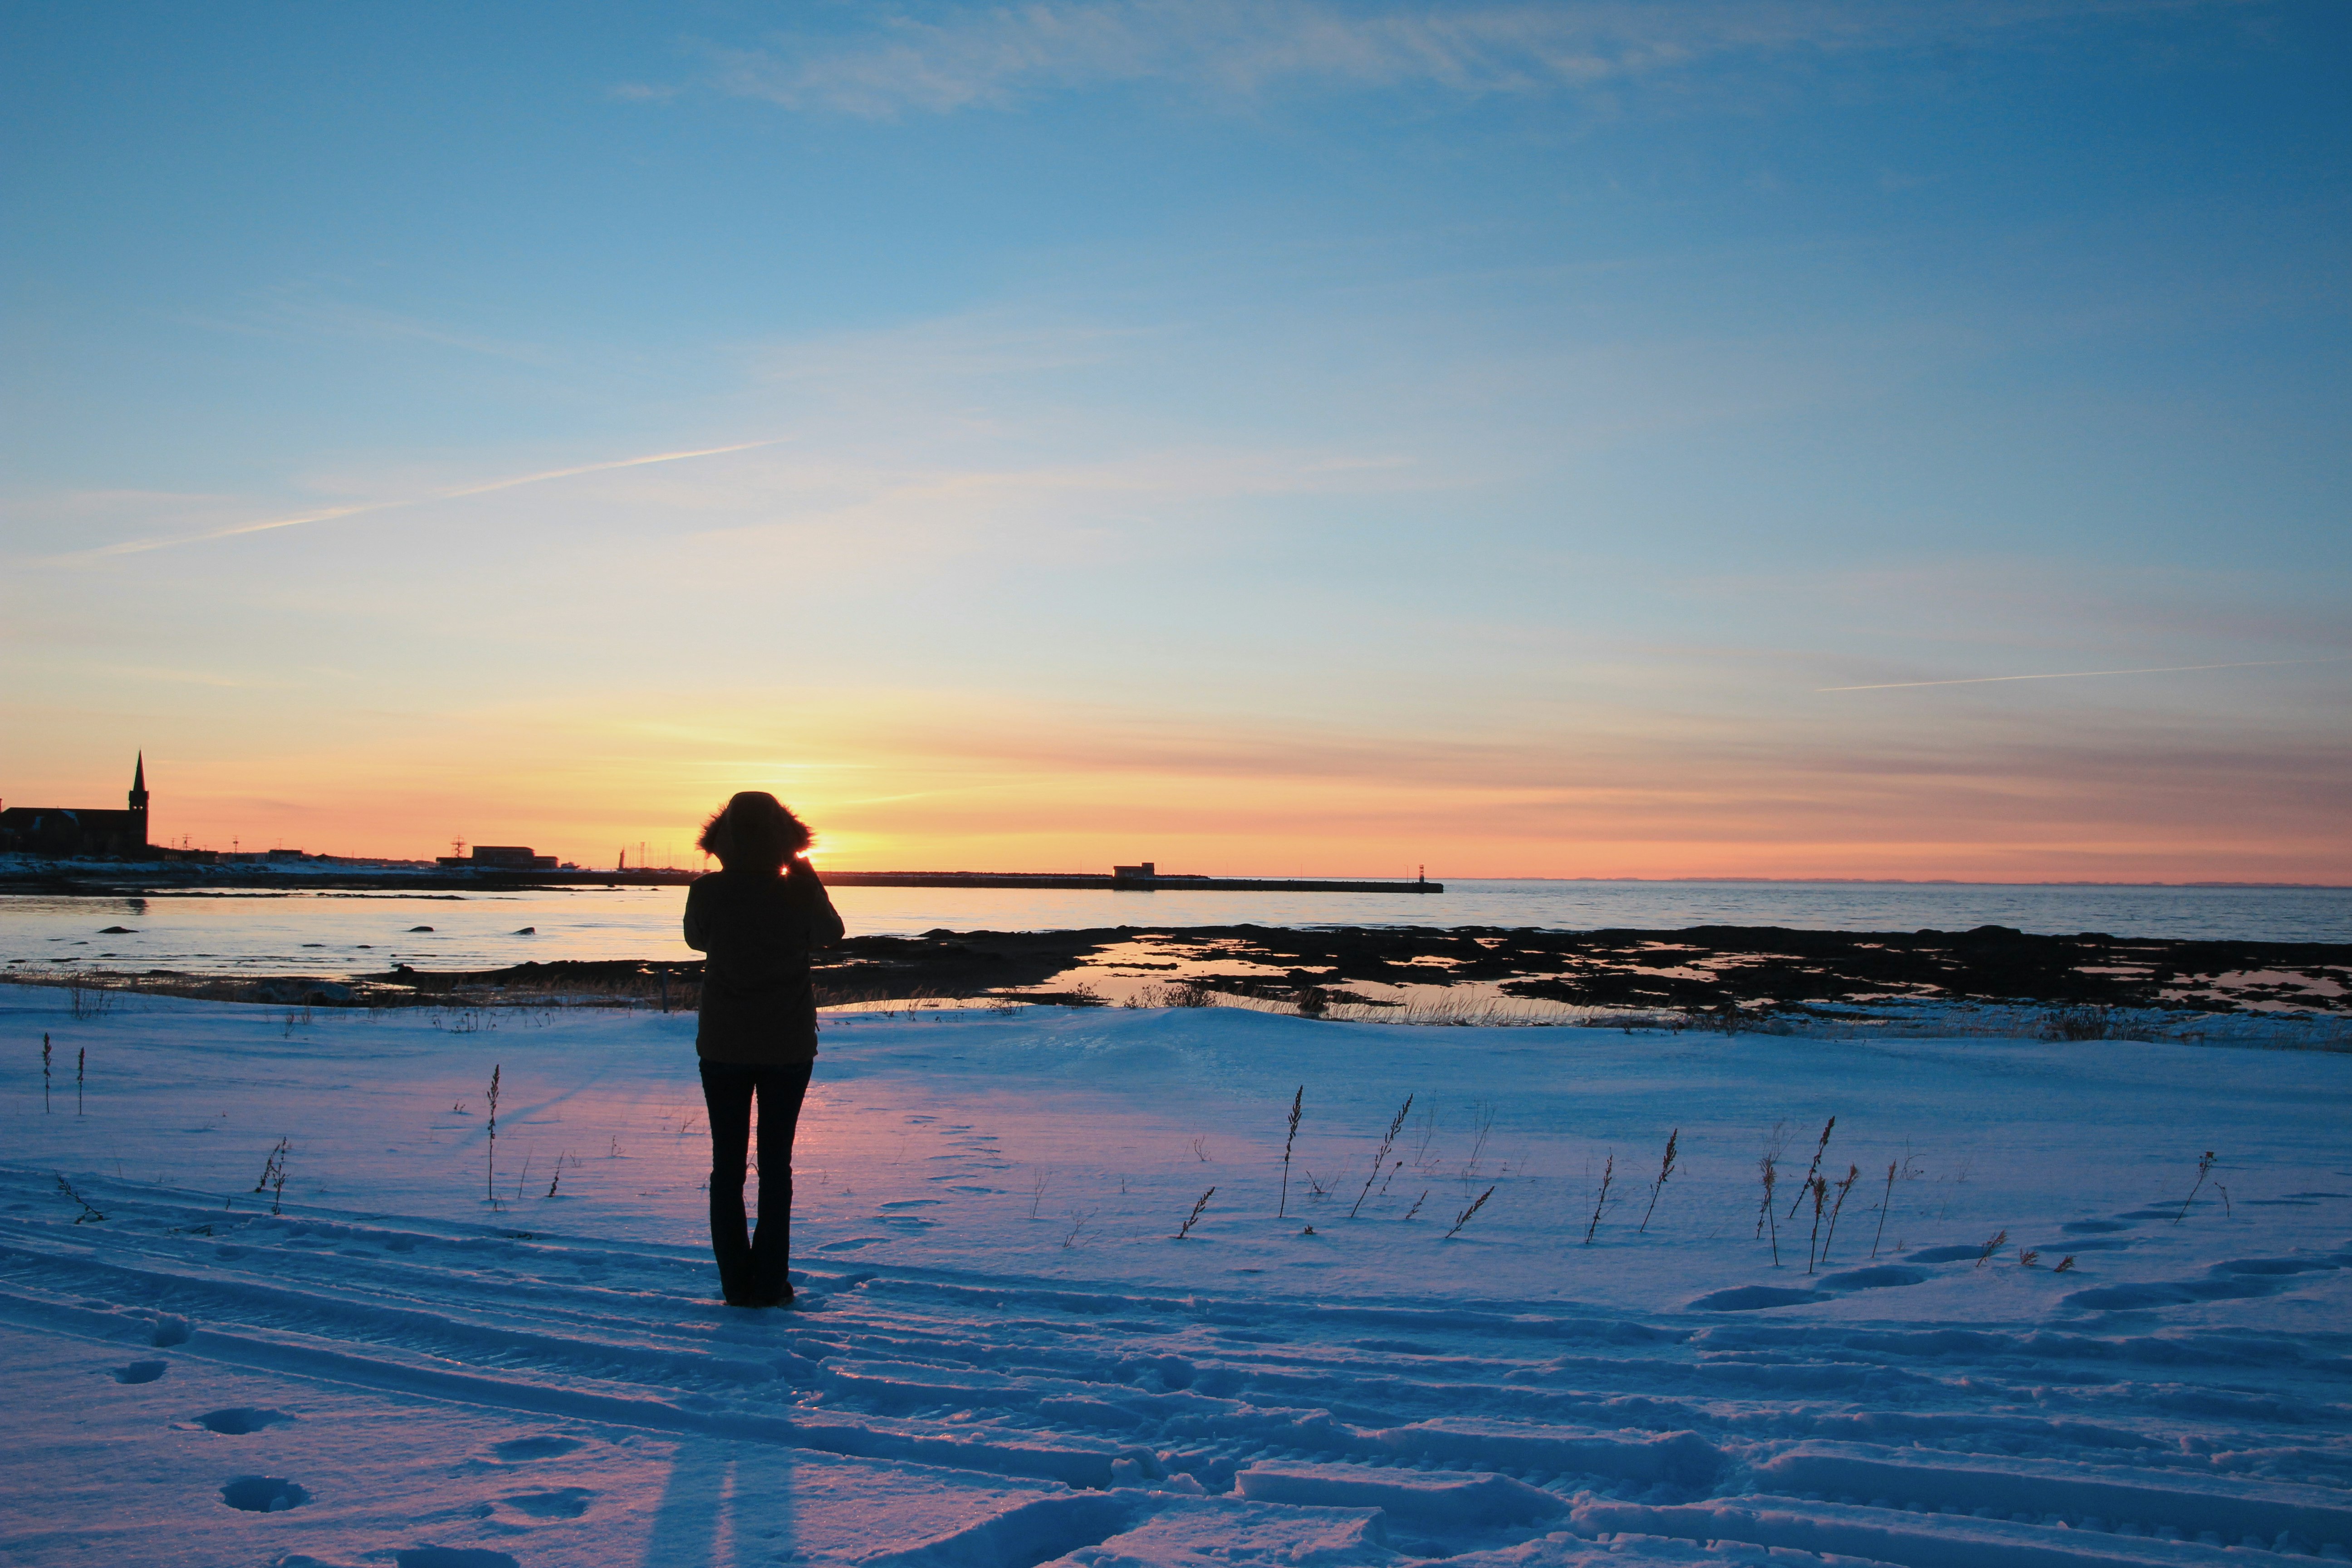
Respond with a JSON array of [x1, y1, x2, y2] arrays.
[[707, 0, 2215, 117], [60, 442, 776, 561], [1818, 657, 2347, 692]]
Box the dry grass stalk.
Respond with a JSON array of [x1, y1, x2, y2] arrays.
[[55, 1173, 105, 1224], [1403, 1190, 1428, 1221], [1818, 1163, 1859, 1267], [77, 1045, 85, 1116], [2017, 1247, 2040, 1267], [1350, 1096, 1414, 1219], [1974, 1228, 2009, 1269], [485, 1064, 502, 1208], [2174, 1149, 2216, 1224], [1637, 1128, 1679, 1234], [1278, 1086, 1303, 1218], [1804, 1175, 1828, 1274], [2054, 1254, 2076, 1272], [42, 1034, 51, 1114], [1755, 1150, 1781, 1267], [1176, 1186, 1215, 1239], [254, 1137, 289, 1215], [1446, 1186, 1495, 1239], [1584, 1153, 1615, 1245], [1870, 1160, 1897, 1260], [1787, 1116, 1834, 1219]]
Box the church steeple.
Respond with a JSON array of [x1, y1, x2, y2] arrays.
[[128, 752, 149, 846]]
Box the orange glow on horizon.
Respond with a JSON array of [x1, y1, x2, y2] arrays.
[[12, 686, 2342, 886]]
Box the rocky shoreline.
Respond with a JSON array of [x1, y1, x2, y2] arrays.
[[18, 921, 2347, 1020]]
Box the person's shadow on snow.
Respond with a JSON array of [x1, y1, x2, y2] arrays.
[[641, 1438, 799, 1565]]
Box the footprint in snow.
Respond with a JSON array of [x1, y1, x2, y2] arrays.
[[490, 1435, 583, 1462], [817, 1238, 888, 1251], [878, 1199, 942, 1210], [500, 1487, 594, 1519], [2062, 1219, 2135, 1233], [1903, 1244, 1998, 1264], [220, 1475, 309, 1512], [1687, 1285, 1821, 1312], [199, 1407, 294, 1434], [396, 1550, 520, 1568], [1812, 1266, 1927, 1292], [111, 1360, 169, 1384]]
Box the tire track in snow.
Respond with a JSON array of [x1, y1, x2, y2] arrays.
[[5, 1169, 2350, 1566]]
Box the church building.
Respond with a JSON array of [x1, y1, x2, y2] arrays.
[[0, 755, 152, 859]]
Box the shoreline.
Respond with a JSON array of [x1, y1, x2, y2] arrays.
[[1, 861, 2344, 895], [15, 921, 2347, 1029]]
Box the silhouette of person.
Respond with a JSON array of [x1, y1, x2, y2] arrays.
[[684, 792, 844, 1306]]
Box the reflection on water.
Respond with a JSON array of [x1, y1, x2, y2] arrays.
[[1, 879, 2346, 979]]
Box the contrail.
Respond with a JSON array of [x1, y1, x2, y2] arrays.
[[1819, 656, 2346, 692], [78, 440, 774, 559]]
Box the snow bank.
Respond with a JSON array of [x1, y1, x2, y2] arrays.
[[2, 985, 2348, 1565]]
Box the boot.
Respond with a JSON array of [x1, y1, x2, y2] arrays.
[[710, 1192, 758, 1307], [748, 1213, 794, 1307]]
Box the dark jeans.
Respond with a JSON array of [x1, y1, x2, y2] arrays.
[[699, 1058, 813, 1304]]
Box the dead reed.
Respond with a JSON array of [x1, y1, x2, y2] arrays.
[[1176, 1186, 1215, 1240], [1446, 1185, 1495, 1239], [1756, 1148, 1781, 1266], [1349, 1095, 1413, 1219], [1870, 1160, 1897, 1259], [255, 1138, 289, 1215], [1787, 1116, 1833, 1219], [1818, 1163, 1859, 1268], [1278, 1086, 1303, 1218], [1803, 1175, 1828, 1274], [41, 1034, 50, 1114], [1638, 1128, 1679, 1233], [54, 1173, 104, 1224], [1583, 1154, 1614, 1245], [77, 1046, 85, 1116], [1974, 1228, 2009, 1268], [1403, 1190, 1428, 1221], [2174, 1149, 2216, 1224], [485, 1064, 502, 1208]]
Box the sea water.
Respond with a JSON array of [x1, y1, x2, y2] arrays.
[[2, 879, 2346, 980]]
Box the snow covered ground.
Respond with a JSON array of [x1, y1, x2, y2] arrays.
[[3, 984, 2350, 1566]]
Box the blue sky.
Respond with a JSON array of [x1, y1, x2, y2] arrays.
[[3, 1, 2346, 877]]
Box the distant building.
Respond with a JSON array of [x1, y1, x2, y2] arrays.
[[1112, 862, 1156, 880], [437, 844, 558, 870], [0, 755, 150, 859]]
